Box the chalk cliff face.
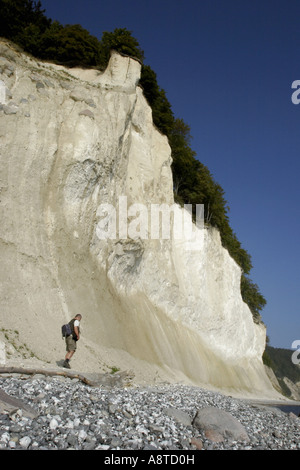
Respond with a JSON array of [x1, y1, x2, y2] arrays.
[[0, 41, 277, 396]]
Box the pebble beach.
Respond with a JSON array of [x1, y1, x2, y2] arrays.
[[0, 373, 299, 452]]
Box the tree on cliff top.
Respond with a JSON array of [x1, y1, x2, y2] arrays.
[[98, 28, 144, 68], [0, 0, 50, 45], [38, 22, 101, 66], [0, 0, 101, 66]]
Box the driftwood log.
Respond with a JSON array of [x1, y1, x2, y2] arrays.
[[0, 366, 135, 388], [0, 366, 100, 387]]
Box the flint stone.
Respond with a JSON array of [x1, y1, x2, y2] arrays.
[[0, 388, 38, 419], [78, 109, 94, 119], [164, 407, 192, 426], [19, 436, 31, 449], [3, 102, 18, 114], [193, 406, 249, 442], [70, 91, 83, 102]]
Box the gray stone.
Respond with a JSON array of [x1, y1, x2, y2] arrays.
[[19, 436, 31, 449], [70, 91, 83, 102], [108, 403, 119, 414], [164, 407, 192, 426], [85, 98, 96, 108], [193, 406, 249, 441], [78, 108, 94, 119], [67, 433, 77, 447], [44, 79, 55, 88], [0, 388, 38, 419], [3, 102, 18, 114]]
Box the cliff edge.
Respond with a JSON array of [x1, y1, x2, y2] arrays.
[[0, 41, 279, 398]]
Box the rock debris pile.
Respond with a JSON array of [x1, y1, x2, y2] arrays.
[[0, 375, 299, 450]]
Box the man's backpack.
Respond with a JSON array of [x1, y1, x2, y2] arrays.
[[61, 323, 72, 338]]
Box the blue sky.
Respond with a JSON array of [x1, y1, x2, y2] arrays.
[[40, 0, 300, 350]]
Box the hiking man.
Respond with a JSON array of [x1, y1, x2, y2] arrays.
[[63, 314, 82, 369]]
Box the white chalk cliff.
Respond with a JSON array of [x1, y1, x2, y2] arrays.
[[0, 41, 277, 397]]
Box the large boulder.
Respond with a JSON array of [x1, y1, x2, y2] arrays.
[[193, 406, 249, 442]]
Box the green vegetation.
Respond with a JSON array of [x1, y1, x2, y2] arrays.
[[263, 345, 300, 397], [98, 28, 144, 68], [0, 327, 45, 360], [264, 346, 300, 384], [0, 0, 266, 322]]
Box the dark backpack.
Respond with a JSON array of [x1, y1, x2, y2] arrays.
[[61, 323, 72, 338]]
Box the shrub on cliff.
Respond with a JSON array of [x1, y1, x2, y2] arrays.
[[38, 22, 101, 66], [0, 0, 50, 45], [0, 0, 100, 67], [97, 28, 144, 68]]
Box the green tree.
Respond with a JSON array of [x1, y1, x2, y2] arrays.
[[36, 20, 62, 60], [98, 28, 144, 69], [0, 0, 50, 47], [39, 22, 101, 66], [168, 118, 197, 201], [140, 65, 174, 136], [241, 275, 266, 323]]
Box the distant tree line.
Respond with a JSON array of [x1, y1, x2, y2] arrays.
[[0, 0, 266, 323], [263, 345, 300, 397], [0, 0, 145, 67]]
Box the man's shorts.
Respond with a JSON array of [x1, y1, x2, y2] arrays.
[[66, 335, 77, 352]]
